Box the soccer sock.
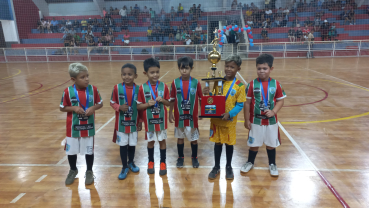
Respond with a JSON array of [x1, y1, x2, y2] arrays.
[[128, 146, 136, 164], [68, 155, 77, 171], [191, 143, 198, 158], [148, 147, 154, 163], [214, 144, 223, 169], [247, 150, 258, 165], [85, 154, 94, 171], [177, 143, 184, 158], [120, 145, 128, 169], [267, 148, 276, 165], [160, 149, 166, 163], [226, 145, 234, 167]]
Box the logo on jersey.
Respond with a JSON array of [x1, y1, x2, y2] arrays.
[[230, 89, 236, 96], [248, 136, 255, 144], [134, 94, 138, 101], [70, 96, 78, 103], [117, 135, 121, 143], [119, 94, 125, 100], [269, 87, 276, 95], [253, 87, 260, 94], [176, 87, 181, 94], [66, 144, 70, 152], [209, 129, 213, 137], [148, 132, 154, 139], [89, 95, 93, 102], [158, 90, 164, 97], [190, 88, 196, 95], [144, 92, 151, 98]]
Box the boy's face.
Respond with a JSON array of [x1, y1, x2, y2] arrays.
[[256, 63, 273, 81], [72, 71, 89, 89], [224, 61, 240, 79], [121, 67, 137, 85], [144, 67, 160, 84], [179, 65, 193, 79]]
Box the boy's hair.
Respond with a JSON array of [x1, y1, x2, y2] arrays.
[[143, 57, 160, 72], [256, 54, 274, 68], [225, 54, 242, 67], [69, 63, 88, 78], [177, 56, 193, 68], [121, 63, 137, 74]]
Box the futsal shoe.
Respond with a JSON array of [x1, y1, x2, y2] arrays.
[[65, 169, 78, 185], [85, 170, 95, 185], [176, 157, 184, 168], [159, 162, 167, 176], [240, 162, 254, 173], [147, 162, 155, 174], [225, 166, 234, 180], [192, 157, 199, 168], [208, 167, 220, 180], [269, 164, 279, 177], [118, 168, 129, 180], [128, 162, 140, 173]]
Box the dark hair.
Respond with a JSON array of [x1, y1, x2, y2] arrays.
[[121, 63, 137, 74], [256, 54, 274, 68], [143, 57, 160, 72], [177, 56, 193, 69]]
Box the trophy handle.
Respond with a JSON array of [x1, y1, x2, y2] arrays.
[[204, 81, 210, 96]]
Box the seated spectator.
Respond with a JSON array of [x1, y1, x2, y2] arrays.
[[296, 27, 303, 41], [243, 4, 249, 11], [81, 18, 88, 30], [245, 8, 253, 18], [50, 18, 58, 33], [46, 20, 52, 33], [113, 8, 119, 15], [119, 6, 127, 20], [123, 31, 130, 45], [302, 25, 310, 40], [200, 32, 207, 44], [277, 7, 283, 16], [160, 9, 166, 21], [194, 32, 201, 44], [167, 26, 175, 42], [196, 4, 202, 17], [247, 17, 254, 28], [328, 22, 337, 40], [308, 30, 314, 41], [304, 17, 313, 26], [261, 27, 269, 40], [85, 28, 94, 43], [177, 3, 184, 16], [231, 0, 237, 10], [170, 6, 176, 21], [109, 6, 114, 15], [292, 18, 300, 28], [288, 26, 296, 42], [61, 28, 69, 40], [37, 19, 43, 33], [367, 6, 369, 15], [314, 16, 321, 31], [63, 34, 73, 49], [73, 33, 80, 46], [265, 8, 273, 20], [283, 7, 289, 15], [87, 18, 93, 27], [149, 8, 155, 23], [107, 27, 114, 43], [129, 6, 133, 15], [250, 2, 258, 10], [181, 30, 187, 40], [88, 36, 95, 47], [254, 20, 262, 28], [147, 26, 153, 41], [176, 30, 181, 41], [59, 18, 66, 28], [103, 7, 107, 17], [81, 27, 87, 39], [142, 6, 149, 13], [297, 0, 304, 12], [238, 2, 243, 9], [348, 8, 356, 25], [157, 26, 164, 42], [274, 16, 282, 27], [281, 13, 288, 27], [69, 27, 76, 36], [73, 20, 80, 30], [189, 4, 196, 18], [185, 36, 192, 52], [195, 24, 202, 33], [134, 4, 140, 12]]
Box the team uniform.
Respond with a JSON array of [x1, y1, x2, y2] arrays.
[[209, 78, 246, 145], [110, 83, 140, 146], [246, 78, 287, 148], [60, 85, 103, 155], [136, 81, 170, 141], [169, 77, 202, 141]]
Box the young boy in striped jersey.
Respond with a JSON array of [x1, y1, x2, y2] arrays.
[[241, 54, 286, 176], [110, 63, 142, 180], [137, 58, 171, 176], [169, 56, 203, 168], [203, 55, 247, 180], [60, 63, 103, 185]]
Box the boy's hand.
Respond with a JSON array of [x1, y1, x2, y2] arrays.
[[119, 104, 129, 112], [169, 112, 175, 123], [85, 107, 95, 116], [74, 106, 85, 114], [148, 99, 156, 106], [203, 87, 210, 95], [221, 112, 230, 120], [244, 120, 251, 130], [137, 122, 142, 131], [265, 110, 275, 118], [156, 96, 163, 103]]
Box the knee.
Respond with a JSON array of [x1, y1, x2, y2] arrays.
[[266, 146, 275, 150], [215, 142, 222, 146], [191, 140, 198, 144]]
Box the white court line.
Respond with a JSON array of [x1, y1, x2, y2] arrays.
[[10, 193, 26, 203], [35, 175, 47, 182]]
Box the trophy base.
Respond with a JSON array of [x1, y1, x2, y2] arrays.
[[199, 115, 223, 118], [201, 77, 226, 82], [200, 95, 226, 118]]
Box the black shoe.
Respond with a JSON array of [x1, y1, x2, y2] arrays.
[[226, 166, 234, 180], [208, 167, 220, 180], [192, 157, 199, 168], [176, 157, 184, 168]]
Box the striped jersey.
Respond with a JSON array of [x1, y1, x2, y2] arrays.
[[246, 78, 286, 125], [137, 81, 170, 132], [170, 77, 203, 128], [110, 83, 140, 133], [60, 85, 102, 137]]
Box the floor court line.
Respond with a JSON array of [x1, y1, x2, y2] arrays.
[[10, 193, 26, 203], [35, 175, 47, 182]]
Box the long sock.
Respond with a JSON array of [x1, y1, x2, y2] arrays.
[[148, 147, 154, 162], [267, 148, 276, 165], [247, 150, 258, 164], [177, 143, 184, 158], [128, 146, 135, 164], [68, 155, 77, 170], [226, 145, 234, 167], [214, 144, 223, 168], [160, 149, 166, 163], [191, 143, 198, 158], [120, 145, 128, 169], [85, 154, 94, 171]]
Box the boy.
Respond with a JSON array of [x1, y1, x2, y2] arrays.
[[137, 58, 171, 176], [60, 63, 103, 185], [241, 54, 286, 176], [110, 63, 143, 180], [169, 56, 203, 168], [203, 55, 246, 180]]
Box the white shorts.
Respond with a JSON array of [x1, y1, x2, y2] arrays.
[[65, 136, 94, 155], [174, 127, 199, 141], [124, 40, 130, 44], [248, 124, 280, 148], [116, 131, 137, 146], [146, 130, 167, 142]]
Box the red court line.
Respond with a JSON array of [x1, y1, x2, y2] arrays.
[[0, 82, 43, 99], [285, 83, 329, 107]]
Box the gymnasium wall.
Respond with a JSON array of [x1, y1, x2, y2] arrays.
[[48, 2, 100, 16], [0, 0, 13, 20], [13, 0, 39, 39]]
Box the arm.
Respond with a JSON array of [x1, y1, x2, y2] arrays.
[[228, 102, 244, 118], [85, 103, 103, 116], [159, 98, 171, 106], [60, 106, 84, 114], [244, 99, 251, 129], [137, 101, 154, 110], [265, 99, 284, 117]]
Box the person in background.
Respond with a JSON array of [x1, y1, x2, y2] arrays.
[[200, 32, 207, 44], [288, 26, 296, 42], [176, 30, 181, 41], [170, 6, 176, 21], [247, 17, 254, 28], [261, 27, 269, 40], [328, 22, 337, 40], [296, 27, 303, 41], [46, 19, 52, 33], [51, 18, 59, 33], [314, 16, 321, 31], [147, 26, 153, 42], [73, 20, 80, 30], [119, 6, 128, 21], [103, 7, 107, 17], [81, 27, 88, 39], [81, 18, 88, 30], [124, 31, 130, 45], [37, 19, 44, 33], [142, 6, 149, 13], [167, 26, 175, 42], [185, 36, 192, 52], [177, 3, 184, 16]]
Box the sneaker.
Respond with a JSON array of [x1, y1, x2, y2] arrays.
[[192, 157, 199, 168], [128, 162, 140, 173], [208, 167, 220, 180], [65, 169, 78, 185], [240, 162, 254, 173], [118, 168, 129, 180], [85, 170, 95, 185], [269, 164, 279, 177], [225, 166, 234, 180], [159, 162, 167, 176], [147, 161, 155, 174], [176, 157, 184, 168]]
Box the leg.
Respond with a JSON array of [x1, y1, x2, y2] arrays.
[[159, 139, 167, 175], [208, 143, 222, 179], [85, 154, 94, 184], [225, 144, 234, 180], [147, 141, 155, 174], [120, 145, 128, 169], [266, 146, 276, 165]]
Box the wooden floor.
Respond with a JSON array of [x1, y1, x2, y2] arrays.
[[1, 57, 369, 207]]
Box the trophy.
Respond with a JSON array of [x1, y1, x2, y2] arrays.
[[199, 37, 226, 118]]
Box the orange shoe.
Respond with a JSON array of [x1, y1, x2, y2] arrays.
[[147, 161, 155, 174], [159, 162, 167, 176]]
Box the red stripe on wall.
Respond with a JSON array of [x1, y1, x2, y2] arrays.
[[13, 0, 39, 40]]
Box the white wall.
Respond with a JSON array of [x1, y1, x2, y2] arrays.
[[104, 1, 161, 12], [49, 2, 100, 16], [1, 20, 19, 42]]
